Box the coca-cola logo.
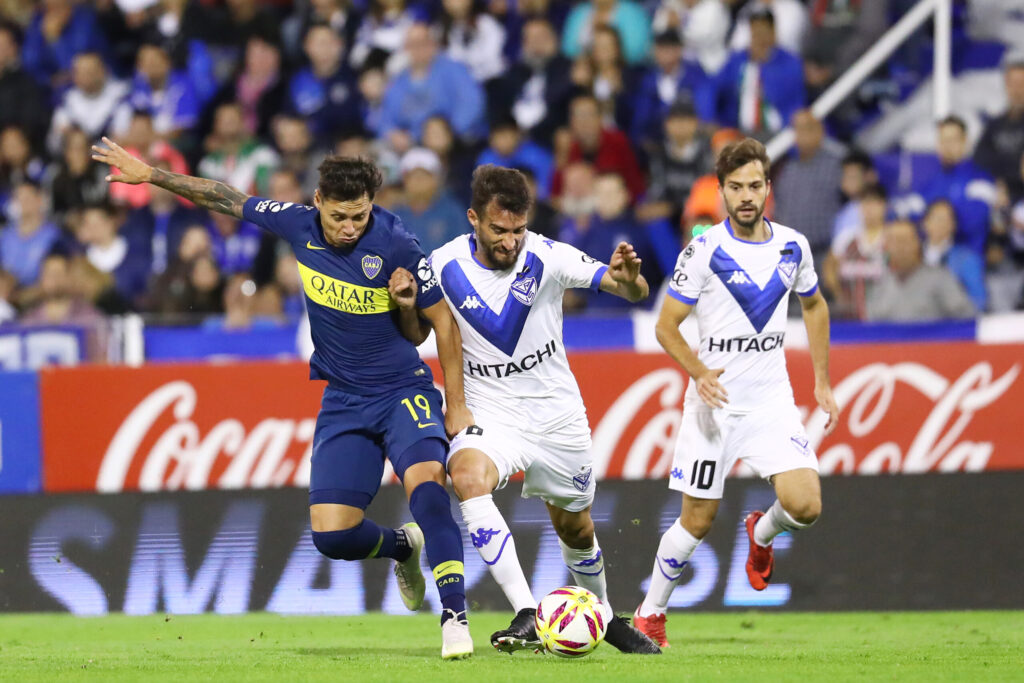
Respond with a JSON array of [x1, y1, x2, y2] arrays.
[[96, 381, 315, 493], [589, 360, 1020, 480]]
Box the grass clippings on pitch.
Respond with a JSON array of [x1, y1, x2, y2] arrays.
[[1, 611, 1022, 681]]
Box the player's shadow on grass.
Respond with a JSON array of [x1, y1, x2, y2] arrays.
[[293, 646, 438, 658]]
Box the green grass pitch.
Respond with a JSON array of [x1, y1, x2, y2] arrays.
[[2, 611, 1022, 681]]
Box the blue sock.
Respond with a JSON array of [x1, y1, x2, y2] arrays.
[[409, 481, 467, 624], [311, 519, 411, 561]]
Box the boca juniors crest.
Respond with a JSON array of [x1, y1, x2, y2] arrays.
[[361, 254, 383, 279], [510, 277, 538, 306]]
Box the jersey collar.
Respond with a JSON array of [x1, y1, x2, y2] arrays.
[[725, 217, 774, 244]]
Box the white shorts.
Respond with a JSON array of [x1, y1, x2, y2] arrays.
[[448, 418, 594, 512], [668, 402, 818, 499]]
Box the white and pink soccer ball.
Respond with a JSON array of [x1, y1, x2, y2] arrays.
[[534, 586, 608, 657]]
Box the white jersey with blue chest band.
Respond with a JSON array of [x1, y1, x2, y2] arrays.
[[668, 219, 819, 413]]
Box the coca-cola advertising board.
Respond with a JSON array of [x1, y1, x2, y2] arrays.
[[39, 343, 1024, 493]]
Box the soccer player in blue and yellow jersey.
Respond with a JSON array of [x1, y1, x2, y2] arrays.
[[92, 138, 475, 659]]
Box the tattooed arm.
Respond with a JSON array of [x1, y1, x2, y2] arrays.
[[91, 136, 249, 218]]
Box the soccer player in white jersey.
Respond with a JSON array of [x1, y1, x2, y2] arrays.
[[399, 165, 661, 654], [632, 139, 840, 647]]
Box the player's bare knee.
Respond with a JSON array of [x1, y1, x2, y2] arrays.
[[787, 497, 821, 525], [448, 450, 496, 501], [309, 504, 364, 533], [554, 517, 595, 549], [680, 497, 718, 539]]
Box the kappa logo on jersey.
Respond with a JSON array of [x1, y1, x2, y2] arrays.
[[361, 254, 383, 279], [574, 549, 602, 567], [417, 257, 438, 292], [510, 276, 538, 305], [572, 466, 593, 492], [460, 295, 484, 310], [254, 200, 294, 213], [727, 270, 752, 285], [670, 467, 685, 480]]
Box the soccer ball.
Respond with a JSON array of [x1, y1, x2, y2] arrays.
[[535, 586, 607, 657]]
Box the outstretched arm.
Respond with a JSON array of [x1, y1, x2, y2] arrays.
[[91, 136, 249, 218], [599, 241, 649, 302], [419, 298, 474, 437]]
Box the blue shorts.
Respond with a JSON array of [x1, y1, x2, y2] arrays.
[[308, 382, 448, 508]]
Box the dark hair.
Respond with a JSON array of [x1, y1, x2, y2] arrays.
[[471, 165, 532, 218], [861, 183, 888, 201], [715, 138, 771, 184], [938, 114, 967, 133], [749, 8, 775, 27], [925, 197, 956, 218], [842, 149, 874, 170], [317, 156, 383, 202], [0, 20, 22, 47]]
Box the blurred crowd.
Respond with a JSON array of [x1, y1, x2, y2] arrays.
[[0, 0, 1022, 338]]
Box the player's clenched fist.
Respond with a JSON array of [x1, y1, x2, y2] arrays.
[[389, 267, 417, 309], [608, 241, 642, 283], [91, 136, 152, 184]]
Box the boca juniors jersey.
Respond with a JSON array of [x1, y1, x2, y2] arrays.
[[242, 197, 443, 395], [430, 232, 608, 434], [668, 219, 818, 413]]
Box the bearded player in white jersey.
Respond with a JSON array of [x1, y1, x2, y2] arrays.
[[631, 138, 840, 647], [396, 165, 660, 655]]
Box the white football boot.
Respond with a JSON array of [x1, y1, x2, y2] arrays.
[[393, 522, 425, 611], [441, 610, 474, 660]]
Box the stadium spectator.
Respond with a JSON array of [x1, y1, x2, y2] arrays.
[[832, 150, 878, 241], [639, 100, 712, 225], [250, 168, 305, 288], [68, 253, 130, 315], [974, 59, 1024, 200], [0, 126, 46, 201], [348, 0, 420, 71], [107, 111, 190, 209], [729, 0, 809, 56], [145, 224, 215, 315], [270, 251, 304, 317], [421, 115, 475, 205], [476, 118, 554, 200], [119, 38, 201, 140], [0, 181, 59, 286], [207, 211, 262, 276], [560, 171, 660, 311], [19, 253, 106, 359], [682, 127, 743, 227], [198, 103, 279, 197], [922, 199, 988, 312], [803, 0, 889, 80], [358, 66, 388, 137], [75, 202, 151, 306], [271, 115, 325, 200], [213, 35, 288, 142], [550, 94, 644, 204], [631, 30, 713, 148], [561, 0, 651, 66], [206, 273, 264, 330], [121, 164, 211, 278], [391, 147, 466, 254], [865, 219, 975, 321], [219, 0, 281, 53], [20, 0, 110, 89], [45, 127, 108, 224], [558, 160, 597, 225], [0, 21, 47, 147], [518, 167, 560, 239], [495, 17, 574, 147], [0, 267, 15, 322], [282, 0, 363, 67], [289, 24, 364, 145], [710, 9, 805, 137], [651, 0, 730, 74], [579, 25, 635, 133], [823, 183, 888, 320], [377, 23, 486, 152], [773, 109, 844, 255], [46, 52, 127, 158], [439, 0, 507, 84], [908, 116, 996, 258]]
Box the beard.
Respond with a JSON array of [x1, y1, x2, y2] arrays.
[[726, 198, 765, 230]]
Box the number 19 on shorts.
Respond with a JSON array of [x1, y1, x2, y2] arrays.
[[401, 394, 435, 427]]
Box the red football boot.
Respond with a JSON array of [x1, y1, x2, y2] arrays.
[[744, 511, 774, 591], [632, 607, 669, 648]]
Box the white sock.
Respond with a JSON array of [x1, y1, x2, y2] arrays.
[[459, 494, 536, 612], [638, 520, 701, 617], [559, 537, 612, 617], [753, 499, 811, 546]]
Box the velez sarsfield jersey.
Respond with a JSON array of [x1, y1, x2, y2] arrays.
[[243, 197, 443, 395], [431, 232, 607, 435], [668, 219, 818, 413]]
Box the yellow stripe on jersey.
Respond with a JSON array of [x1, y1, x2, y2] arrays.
[[432, 560, 464, 581], [297, 262, 396, 314]]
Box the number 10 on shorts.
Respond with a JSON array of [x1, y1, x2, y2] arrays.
[[691, 460, 716, 490]]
